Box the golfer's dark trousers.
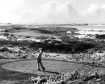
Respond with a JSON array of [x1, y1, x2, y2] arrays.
[[37, 59, 44, 70]]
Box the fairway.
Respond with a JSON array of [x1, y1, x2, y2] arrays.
[[2, 59, 84, 75]]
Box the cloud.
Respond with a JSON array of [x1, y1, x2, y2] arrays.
[[20, 2, 105, 24], [80, 4, 105, 23], [1, 0, 105, 24], [37, 1, 81, 23], [20, 1, 81, 24], [0, 0, 24, 23]]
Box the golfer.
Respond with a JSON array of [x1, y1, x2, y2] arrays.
[[37, 48, 45, 71]]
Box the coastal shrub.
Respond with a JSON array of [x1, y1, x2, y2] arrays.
[[36, 36, 49, 39], [30, 40, 95, 53], [95, 34, 105, 39]]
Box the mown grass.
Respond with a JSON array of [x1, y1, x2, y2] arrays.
[[0, 61, 37, 84]]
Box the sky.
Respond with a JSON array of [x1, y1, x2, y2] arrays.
[[0, 0, 105, 24]]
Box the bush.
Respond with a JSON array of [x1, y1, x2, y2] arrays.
[[61, 35, 71, 43], [30, 40, 95, 53], [95, 34, 105, 39], [36, 36, 49, 39]]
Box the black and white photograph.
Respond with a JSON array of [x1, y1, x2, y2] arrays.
[[0, 0, 105, 84]]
